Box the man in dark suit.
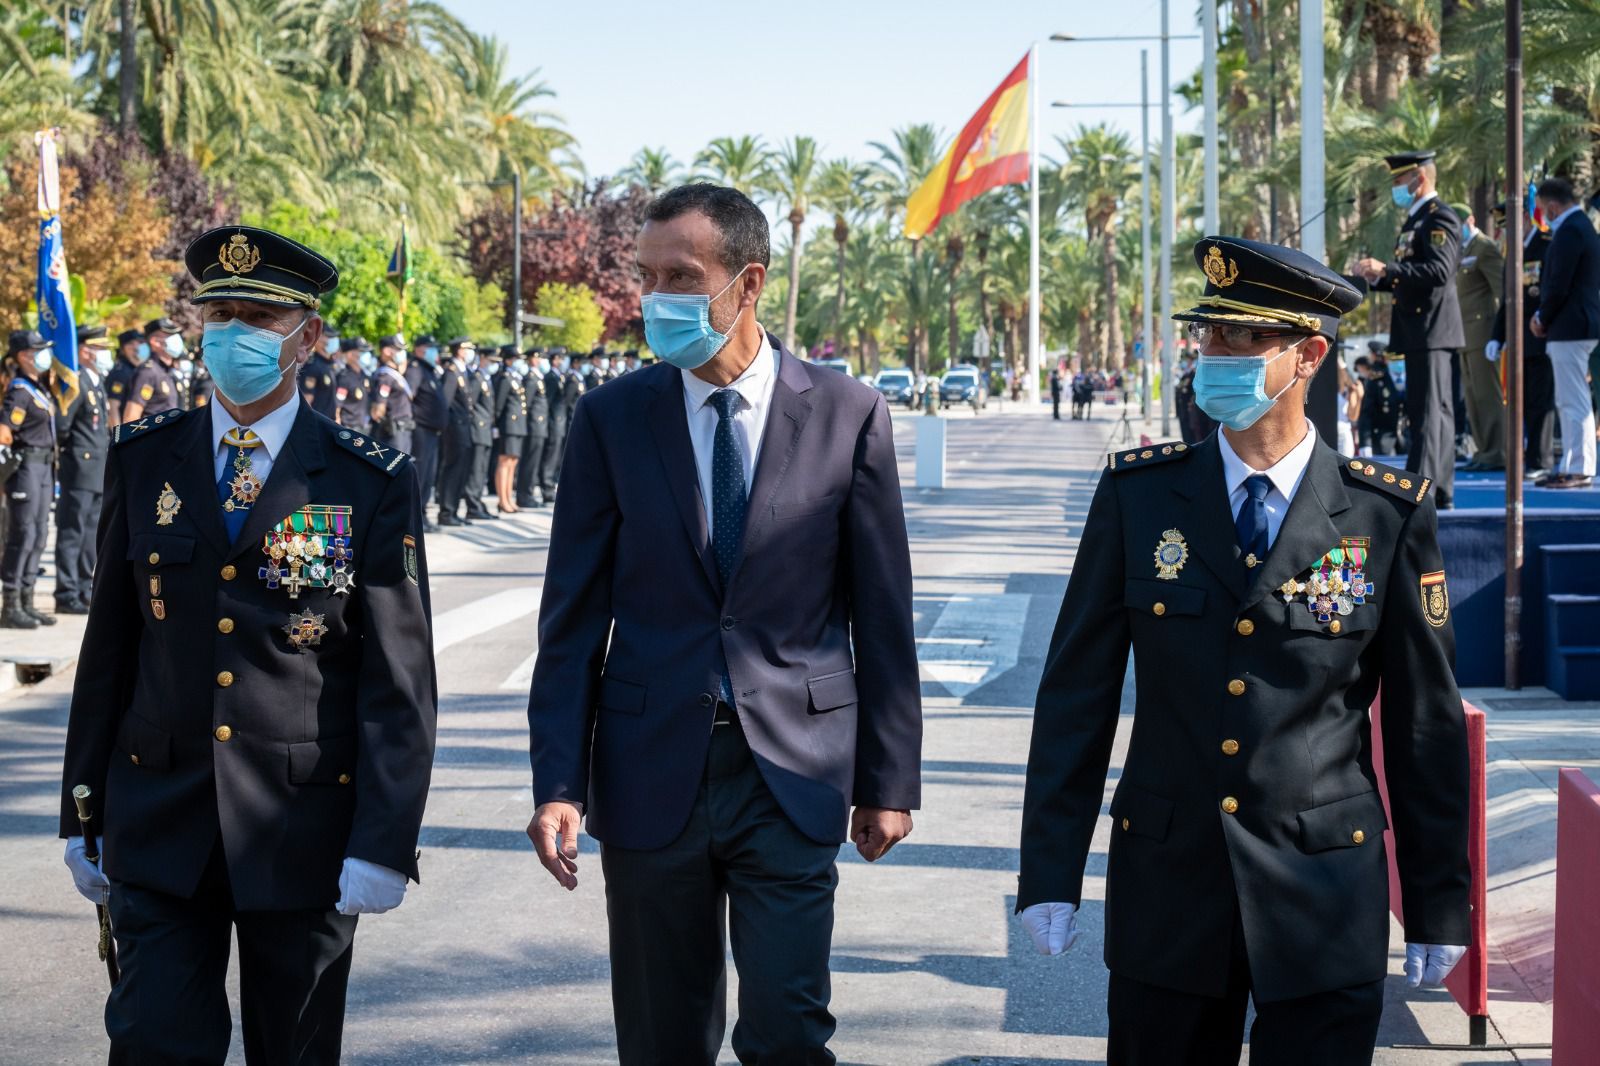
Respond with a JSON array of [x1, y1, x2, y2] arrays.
[[1354, 149, 1465, 508], [527, 184, 922, 1065], [59, 225, 437, 1065], [1530, 176, 1599, 487], [54, 325, 112, 615], [1019, 236, 1471, 1066]]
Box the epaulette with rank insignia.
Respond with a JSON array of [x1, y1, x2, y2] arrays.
[[333, 427, 411, 477], [1108, 440, 1193, 472], [1341, 456, 1431, 505], [112, 407, 187, 445]]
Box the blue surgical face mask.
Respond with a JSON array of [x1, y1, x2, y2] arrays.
[[135, 342, 151, 362], [556, 356, 570, 371], [537, 358, 551, 375], [599, 358, 611, 371], [641, 267, 747, 371], [203, 314, 309, 406], [461, 349, 478, 368], [94, 350, 114, 374], [359, 352, 377, 374], [1193, 340, 1303, 432], [34, 350, 53, 372], [1391, 183, 1416, 209], [164, 333, 185, 358], [421, 346, 439, 366]]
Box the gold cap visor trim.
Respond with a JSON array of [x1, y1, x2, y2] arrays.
[[193, 278, 321, 309], [1174, 296, 1323, 332]]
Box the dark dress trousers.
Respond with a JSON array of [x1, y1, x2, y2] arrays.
[[1018, 435, 1471, 1060], [516, 372, 550, 504], [1493, 230, 1557, 471], [436, 359, 474, 518], [409, 361, 444, 509], [59, 403, 437, 1063], [1371, 198, 1464, 505], [56, 365, 110, 606], [467, 370, 496, 506], [530, 343, 921, 1063], [1, 376, 56, 593], [537, 367, 567, 492]]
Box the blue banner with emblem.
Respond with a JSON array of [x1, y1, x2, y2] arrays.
[[35, 128, 78, 414]]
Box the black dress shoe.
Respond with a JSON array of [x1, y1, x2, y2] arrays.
[[423, 519, 440, 532], [469, 509, 498, 520], [437, 514, 467, 527], [55, 601, 89, 615], [516, 497, 538, 508], [1547, 474, 1594, 489]]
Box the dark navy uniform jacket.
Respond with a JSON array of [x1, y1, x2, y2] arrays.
[[1535, 207, 1600, 341], [129, 360, 179, 416], [58, 365, 109, 490], [105, 357, 138, 419], [3, 375, 56, 449], [1017, 433, 1470, 1003], [493, 370, 528, 439], [409, 362, 445, 433], [333, 364, 371, 432], [525, 371, 550, 440], [59, 403, 437, 911], [1492, 229, 1553, 356], [1372, 197, 1465, 351], [469, 370, 495, 447], [300, 353, 338, 418], [373, 365, 414, 425]]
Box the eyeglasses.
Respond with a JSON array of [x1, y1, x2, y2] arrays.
[[1186, 323, 1310, 354]]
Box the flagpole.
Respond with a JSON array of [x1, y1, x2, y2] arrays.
[[1027, 40, 1041, 407]]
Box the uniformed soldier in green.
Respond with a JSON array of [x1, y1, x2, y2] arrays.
[[1451, 203, 1506, 469], [1019, 236, 1471, 1066], [1353, 150, 1465, 508], [59, 226, 437, 1065], [0, 330, 60, 629]]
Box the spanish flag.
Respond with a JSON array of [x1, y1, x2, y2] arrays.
[[904, 53, 1031, 240]]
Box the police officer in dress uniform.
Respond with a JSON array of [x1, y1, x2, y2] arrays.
[[491, 345, 527, 514], [189, 349, 215, 410], [1354, 150, 1466, 509], [435, 337, 476, 526], [145, 317, 188, 410], [59, 225, 436, 1065], [333, 336, 372, 434], [515, 348, 549, 508], [1018, 236, 1471, 1066], [1450, 203, 1506, 470], [548, 348, 586, 488], [0, 330, 59, 629], [55, 325, 112, 615], [406, 335, 443, 529], [370, 335, 415, 457], [465, 345, 497, 520], [1354, 354, 1402, 455], [299, 328, 339, 418], [105, 329, 145, 425], [1488, 202, 1558, 478], [124, 321, 181, 425], [536, 347, 569, 498]]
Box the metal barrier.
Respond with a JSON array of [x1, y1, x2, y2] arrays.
[[1554, 768, 1600, 1065]]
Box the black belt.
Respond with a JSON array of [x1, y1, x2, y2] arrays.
[[18, 446, 54, 461]]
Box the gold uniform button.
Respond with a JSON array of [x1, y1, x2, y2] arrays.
[[1121, 817, 1130, 831], [1352, 829, 1366, 845], [1236, 619, 1255, 636], [216, 671, 234, 688], [217, 618, 235, 635], [221, 565, 237, 581], [1330, 620, 1343, 634], [1221, 739, 1240, 756], [1152, 602, 1166, 617], [214, 725, 233, 742], [1227, 678, 1246, 696], [1221, 796, 1240, 814], [130, 754, 141, 766], [338, 773, 352, 785], [147, 552, 160, 565]]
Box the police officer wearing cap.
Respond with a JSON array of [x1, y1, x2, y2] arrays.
[[370, 334, 415, 456], [407, 335, 443, 529], [1353, 150, 1465, 508], [300, 327, 339, 419], [54, 324, 112, 615], [466, 344, 497, 518], [59, 225, 436, 1064], [120, 323, 179, 425], [435, 336, 476, 525], [515, 348, 549, 508], [1, 329, 60, 629], [1019, 236, 1471, 1065], [333, 336, 372, 434], [105, 329, 145, 425], [491, 345, 527, 513], [537, 347, 569, 497]]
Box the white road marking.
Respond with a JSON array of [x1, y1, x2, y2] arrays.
[[499, 648, 539, 691], [917, 593, 1031, 697], [432, 586, 541, 656]]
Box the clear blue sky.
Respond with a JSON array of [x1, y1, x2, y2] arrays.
[[446, 1, 1206, 180]]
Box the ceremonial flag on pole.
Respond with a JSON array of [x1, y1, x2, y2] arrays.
[[904, 53, 1032, 240], [387, 213, 413, 333], [35, 128, 78, 413]]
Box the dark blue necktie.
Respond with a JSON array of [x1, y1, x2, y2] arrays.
[[1235, 474, 1272, 568], [710, 390, 747, 584], [217, 429, 262, 543]]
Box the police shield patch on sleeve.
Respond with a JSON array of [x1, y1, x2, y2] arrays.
[[403, 535, 418, 586], [1420, 570, 1449, 627]]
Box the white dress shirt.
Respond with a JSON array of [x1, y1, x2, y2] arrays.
[[1406, 190, 1438, 219], [1217, 419, 1318, 549], [210, 390, 300, 486], [1548, 203, 1585, 234], [681, 330, 777, 542]]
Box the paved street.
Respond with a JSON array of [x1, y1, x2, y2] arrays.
[[0, 402, 1584, 1064]]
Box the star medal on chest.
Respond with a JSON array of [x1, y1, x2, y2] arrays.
[[155, 482, 182, 526], [282, 609, 329, 652], [1153, 528, 1189, 581], [259, 505, 354, 601], [1279, 537, 1375, 623]]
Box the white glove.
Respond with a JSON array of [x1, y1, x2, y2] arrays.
[[335, 857, 408, 915], [1405, 942, 1467, 988], [1484, 340, 1501, 363], [64, 836, 110, 905], [1020, 901, 1080, 956]]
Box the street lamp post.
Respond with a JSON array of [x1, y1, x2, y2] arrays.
[[460, 171, 525, 349]]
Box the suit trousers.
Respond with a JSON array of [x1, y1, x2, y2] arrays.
[[411, 428, 441, 509], [600, 714, 839, 1066], [1458, 345, 1506, 465], [105, 840, 357, 1066], [1401, 348, 1457, 505], [436, 428, 472, 518], [1525, 353, 1557, 472], [54, 484, 101, 603], [467, 442, 493, 507], [1546, 339, 1598, 476], [1106, 911, 1385, 1066], [516, 431, 546, 501], [538, 419, 568, 492], [1, 459, 52, 591]]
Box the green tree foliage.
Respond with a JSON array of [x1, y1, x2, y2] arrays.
[[532, 281, 605, 353]]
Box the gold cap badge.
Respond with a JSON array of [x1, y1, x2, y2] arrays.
[[218, 233, 261, 275], [1203, 245, 1240, 288]]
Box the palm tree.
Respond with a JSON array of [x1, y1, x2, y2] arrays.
[[765, 135, 819, 351], [450, 31, 578, 196], [619, 146, 682, 195], [1057, 125, 1138, 368], [813, 158, 865, 358], [694, 135, 770, 198], [868, 124, 946, 372]]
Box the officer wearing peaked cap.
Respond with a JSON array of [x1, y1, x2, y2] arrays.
[[1019, 236, 1471, 1066], [59, 225, 436, 1065], [54, 324, 113, 615], [1, 329, 59, 629], [1353, 149, 1466, 508]]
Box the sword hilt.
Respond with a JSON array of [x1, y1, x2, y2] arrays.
[[71, 784, 98, 862]]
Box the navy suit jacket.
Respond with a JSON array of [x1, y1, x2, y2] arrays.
[[1537, 209, 1600, 341], [528, 337, 922, 850]]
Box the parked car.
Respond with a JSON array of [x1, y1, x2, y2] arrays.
[[939, 365, 987, 411], [815, 358, 852, 374], [873, 367, 917, 407]]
